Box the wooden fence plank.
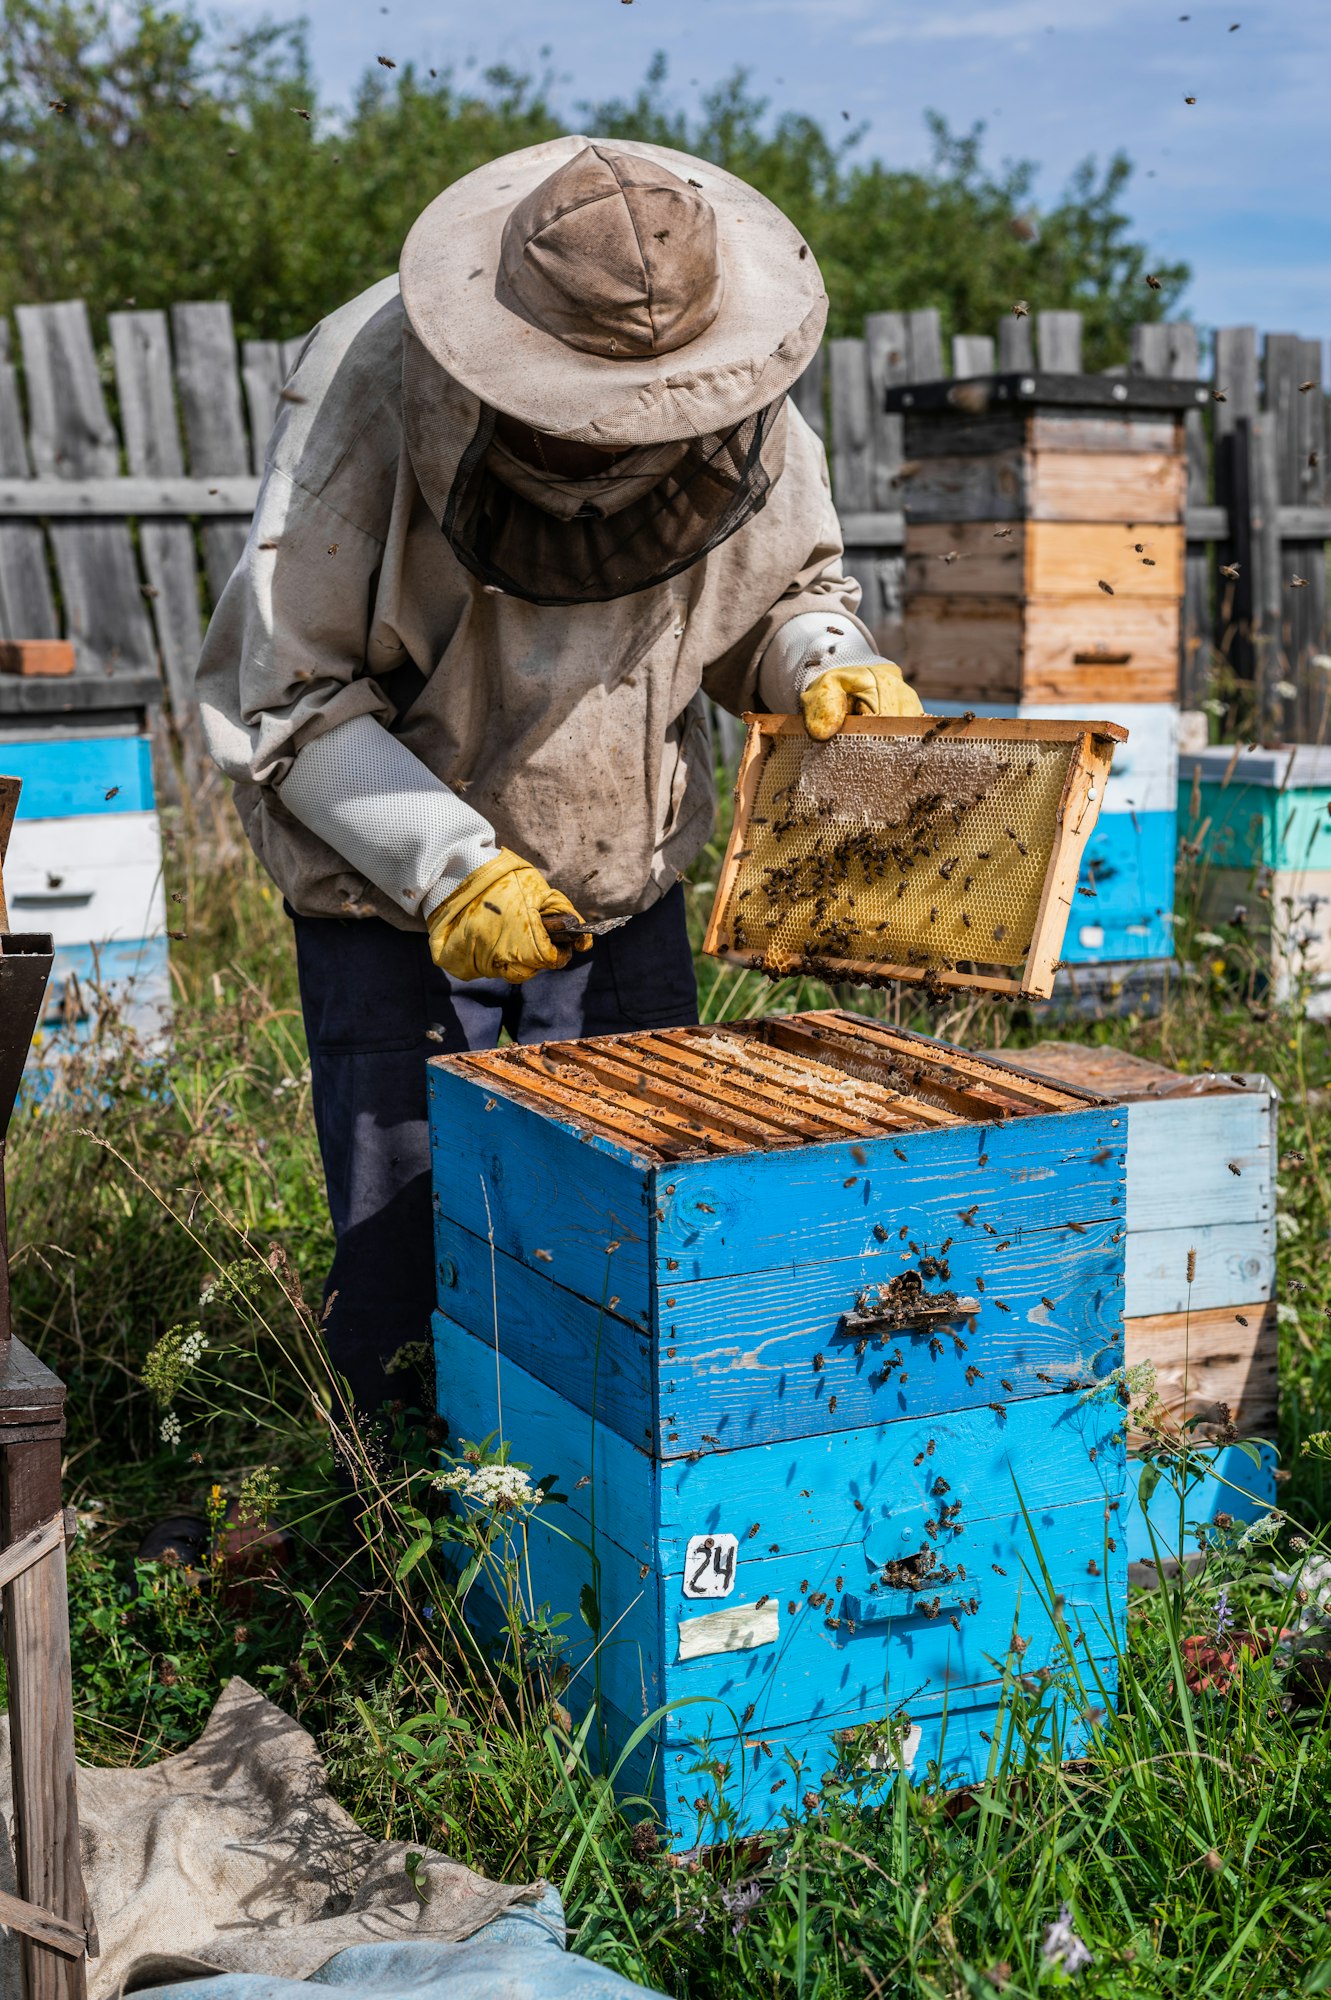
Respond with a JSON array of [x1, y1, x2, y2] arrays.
[[788, 345, 825, 442], [905, 307, 943, 384], [1212, 326, 1259, 694], [1037, 310, 1083, 373], [828, 338, 872, 510], [241, 338, 285, 470], [1133, 318, 1213, 708], [952, 333, 995, 378], [171, 301, 251, 600], [1264, 332, 1327, 739], [0, 324, 57, 644], [0, 476, 259, 516], [861, 312, 909, 647], [15, 302, 156, 678], [998, 313, 1035, 372], [109, 311, 205, 738], [1251, 408, 1283, 724], [1173, 322, 1214, 710]]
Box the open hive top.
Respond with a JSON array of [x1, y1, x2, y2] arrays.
[[446, 1011, 1101, 1163], [703, 715, 1125, 999]]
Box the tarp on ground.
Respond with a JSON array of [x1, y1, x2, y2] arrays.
[[0, 1678, 662, 2000]]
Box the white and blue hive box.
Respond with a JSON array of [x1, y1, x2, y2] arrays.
[[430, 1012, 1130, 1846], [1179, 743, 1331, 1015], [0, 712, 168, 1057], [1016, 1041, 1278, 1562]]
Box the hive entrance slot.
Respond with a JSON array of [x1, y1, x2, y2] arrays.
[[838, 1271, 980, 1339]]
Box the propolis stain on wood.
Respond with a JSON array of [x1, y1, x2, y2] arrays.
[[429, 1013, 1130, 1846]]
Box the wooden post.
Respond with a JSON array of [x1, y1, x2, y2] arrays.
[[1, 1427, 85, 2000], [0, 924, 86, 2000]]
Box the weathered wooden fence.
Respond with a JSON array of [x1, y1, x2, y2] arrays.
[[0, 297, 1324, 748]]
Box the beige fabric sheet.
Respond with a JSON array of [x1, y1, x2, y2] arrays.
[[0, 1679, 540, 1999]]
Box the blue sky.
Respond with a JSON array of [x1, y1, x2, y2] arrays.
[[252, 0, 1329, 344]]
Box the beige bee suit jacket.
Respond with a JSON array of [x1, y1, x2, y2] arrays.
[[196, 274, 870, 927]]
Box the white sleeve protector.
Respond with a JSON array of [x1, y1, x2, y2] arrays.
[[278, 713, 499, 919], [757, 611, 886, 715]]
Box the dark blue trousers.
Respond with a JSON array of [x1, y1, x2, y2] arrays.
[[292, 886, 698, 1416]]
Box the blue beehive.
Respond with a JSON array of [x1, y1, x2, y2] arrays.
[[429, 1012, 1130, 1844], [0, 721, 169, 1055]]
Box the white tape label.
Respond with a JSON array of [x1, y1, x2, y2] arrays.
[[677, 1599, 780, 1661], [683, 1532, 739, 1599]]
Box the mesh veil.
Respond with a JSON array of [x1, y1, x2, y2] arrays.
[[441, 399, 786, 605]]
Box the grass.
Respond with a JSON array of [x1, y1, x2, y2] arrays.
[[10, 775, 1331, 1998]]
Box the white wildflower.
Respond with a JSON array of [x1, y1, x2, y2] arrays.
[[1042, 1903, 1093, 1975], [1237, 1510, 1281, 1548], [1276, 1302, 1300, 1326], [198, 1276, 220, 1308], [1275, 1212, 1301, 1243], [1273, 680, 1298, 701], [160, 1412, 182, 1448], [432, 1463, 543, 1512], [1195, 930, 1226, 948], [1201, 697, 1229, 716], [1271, 1552, 1331, 1632]]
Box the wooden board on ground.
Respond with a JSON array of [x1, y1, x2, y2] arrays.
[[703, 713, 1125, 998]]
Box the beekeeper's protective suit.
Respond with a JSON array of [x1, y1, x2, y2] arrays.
[[198, 137, 921, 1416]]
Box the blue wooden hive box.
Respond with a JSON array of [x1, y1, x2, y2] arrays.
[[0, 704, 170, 1062], [429, 1012, 1130, 1845]]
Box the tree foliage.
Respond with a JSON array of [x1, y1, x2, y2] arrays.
[[0, 3, 1188, 367]]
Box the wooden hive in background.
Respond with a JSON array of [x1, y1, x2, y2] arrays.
[[885, 372, 1207, 973], [430, 1013, 1129, 1847], [1015, 1041, 1278, 1562], [1179, 743, 1331, 1016]]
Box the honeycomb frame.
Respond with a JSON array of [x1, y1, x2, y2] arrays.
[[703, 714, 1126, 999]]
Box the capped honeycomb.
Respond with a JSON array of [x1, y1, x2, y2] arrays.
[[704, 716, 1123, 996]]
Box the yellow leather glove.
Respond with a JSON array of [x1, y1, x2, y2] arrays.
[[800, 659, 924, 740], [427, 849, 591, 984]]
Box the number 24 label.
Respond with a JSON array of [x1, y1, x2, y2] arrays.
[[684, 1533, 739, 1599]]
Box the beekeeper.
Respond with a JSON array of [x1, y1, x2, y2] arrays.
[[197, 136, 921, 1419]]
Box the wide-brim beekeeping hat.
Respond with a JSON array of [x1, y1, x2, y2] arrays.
[[399, 134, 827, 448]]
